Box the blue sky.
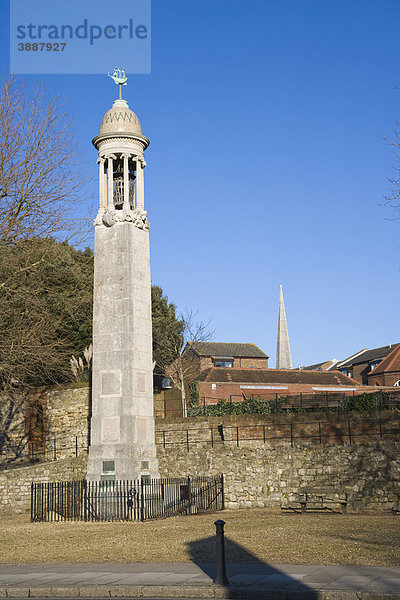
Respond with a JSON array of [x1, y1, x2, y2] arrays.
[[1, 0, 399, 367]]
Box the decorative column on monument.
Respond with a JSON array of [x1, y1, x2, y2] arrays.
[[87, 68, 159, 481]]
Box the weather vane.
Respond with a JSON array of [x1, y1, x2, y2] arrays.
[[108, 67, 128, 100]]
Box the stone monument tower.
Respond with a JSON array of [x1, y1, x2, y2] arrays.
[[276, 285, 293, 370], [87, 69, 159, 482]]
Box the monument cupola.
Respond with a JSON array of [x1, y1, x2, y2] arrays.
[[92, 68, 150, 227]]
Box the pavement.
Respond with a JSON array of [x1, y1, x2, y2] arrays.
[[0, 563, 400, 599]]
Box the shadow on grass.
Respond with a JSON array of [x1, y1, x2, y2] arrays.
[[186, 523, 318, 598]]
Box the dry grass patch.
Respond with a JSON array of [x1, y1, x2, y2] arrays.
[[0, 509, 399, 566]]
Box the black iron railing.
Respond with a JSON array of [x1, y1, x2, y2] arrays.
[[156, 416, 400, 450], [0, 433, 89, 467], [31, 475, 224, 522], [188, 390, 400, 417]]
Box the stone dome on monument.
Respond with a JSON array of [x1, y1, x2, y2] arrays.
[[98, 98, 143, 137], [93, 69, 149, 149]]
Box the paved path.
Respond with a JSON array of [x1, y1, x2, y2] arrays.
[[0, 563, 399, 598]]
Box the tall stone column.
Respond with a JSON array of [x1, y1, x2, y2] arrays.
[[136, 158, 145, 210], [122, 153, 130, 211], [102, 158, 108, 208], [97, 157, 106, 210], [107, 154, 116, 210], [87, 84, 158, 483]]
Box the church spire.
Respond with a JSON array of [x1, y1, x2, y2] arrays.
[[276, 285, 292, 369]]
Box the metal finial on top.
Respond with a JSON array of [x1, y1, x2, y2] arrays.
[[108, 67, 128, 100]]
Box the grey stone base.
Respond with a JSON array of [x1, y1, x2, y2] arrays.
[[86, 443, 159, 481]]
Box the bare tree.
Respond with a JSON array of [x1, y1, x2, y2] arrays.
[[0, 75, 90, 248], [0, 75, 92, 462], [383, 120, 400, 215], [161, 309, 214, 417]]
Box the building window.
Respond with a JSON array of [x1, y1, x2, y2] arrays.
[[214, 359, 233, 368], [394, 380, 400, 387], [369, 361, 380, 371], [341, 369, 352, 377]]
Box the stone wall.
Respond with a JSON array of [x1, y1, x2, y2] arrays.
[[1, 407, 399, 515], [157, 440, 400, 511], [45, 385, 90, 450], [0, 386, 90, 467], [0, 454, 88, 515], [155, 412, 400, 511], [2, 440, 398, 515]]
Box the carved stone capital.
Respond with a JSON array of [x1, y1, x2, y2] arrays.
[[97, 156, 105, 164], [95, 208, 150, 230], [93, 208, 107, 226], [136, 156, 146, 168], [126, 209, 150, 230]]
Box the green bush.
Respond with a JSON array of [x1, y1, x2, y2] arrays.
[[342, 391, 389, 412], [188, 396, 285, 417], [187, 390, 395, 417]]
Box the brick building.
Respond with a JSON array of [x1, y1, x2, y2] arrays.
[[368, 344, 400, 387], [182, 342, 269, 377], [198, 367, 360, 403], [336, 344, 399, 385]]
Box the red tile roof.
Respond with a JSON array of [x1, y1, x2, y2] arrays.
[[188, 342, 268, 359], [369, 344, 400, 375], [198, 368, 358, 386]]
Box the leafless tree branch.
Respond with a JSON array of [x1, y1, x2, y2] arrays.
[[0, 74, 92, 248]]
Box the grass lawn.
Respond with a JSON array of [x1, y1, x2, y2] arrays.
[[0, 509, 398, 566]]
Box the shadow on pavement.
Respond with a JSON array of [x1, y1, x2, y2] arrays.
[[186, 528, 318, 598]]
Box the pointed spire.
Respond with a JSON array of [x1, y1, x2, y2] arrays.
[[276, 285, 292, 369]]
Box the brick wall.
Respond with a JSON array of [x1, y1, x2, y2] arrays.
[[155, 412, 400, 448], [352, 363, 372, 385], [198, 381, 370, 403], [198, 356, 268, 371], [369, 371, 400, 387]]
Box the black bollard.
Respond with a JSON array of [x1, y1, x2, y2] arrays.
[[214, 519, 229, 585]]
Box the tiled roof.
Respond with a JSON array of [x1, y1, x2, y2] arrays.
[[302, 359, 338, 371], [188, 342, 268, 359], [369, 344, 400, 376], [303, 362, 326, 370], [198, 368, 358, 386], [337, 344, 399, 369]]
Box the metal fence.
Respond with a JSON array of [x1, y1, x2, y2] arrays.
[[156, 416, 400, 450], [0, 433, 88, 467], [31, 475, 224, 522], [190, 390, 400, 416]]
